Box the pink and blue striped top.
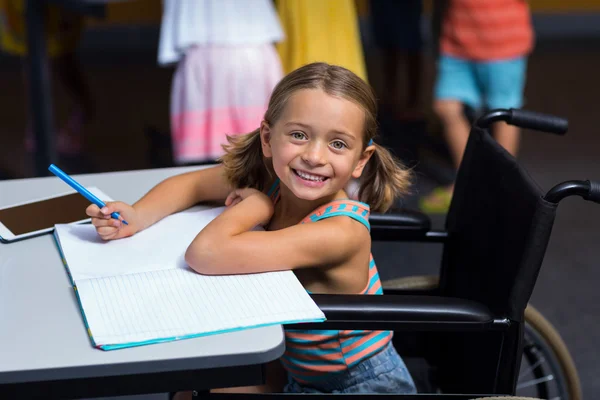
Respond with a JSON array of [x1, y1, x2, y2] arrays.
[[268, 180, 392, 384]]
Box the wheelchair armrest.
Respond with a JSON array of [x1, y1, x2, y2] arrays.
[[286, 294, 504, 332], [369, 208, 436, 241]]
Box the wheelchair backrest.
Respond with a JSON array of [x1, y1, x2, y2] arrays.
[[439, 126, 558, 322]]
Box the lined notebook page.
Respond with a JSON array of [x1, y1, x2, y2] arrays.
[[55, 206, 226, 281], [75, 268, 325, 347]]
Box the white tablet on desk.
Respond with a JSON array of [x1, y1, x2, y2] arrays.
[[0, 187, 113, 243]]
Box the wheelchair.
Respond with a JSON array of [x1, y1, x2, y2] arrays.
[[204, 109, 599, 400]]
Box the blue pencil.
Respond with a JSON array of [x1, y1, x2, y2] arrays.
[[48, 164, 128, 225]]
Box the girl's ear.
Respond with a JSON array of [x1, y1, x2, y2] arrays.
[[352, 144, 375, 179], [260, 120, 272, 158], [260, 121, 273, 158]]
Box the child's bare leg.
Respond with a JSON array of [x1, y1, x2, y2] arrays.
[[173, 360, 286, 398], [433, 99, 471, 169], [211, 360, 287, 393], [172, 391, 192, 400], [420, 99, 468, 212], [493, 121, 521, 157]]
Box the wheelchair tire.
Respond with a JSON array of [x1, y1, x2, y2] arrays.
[[470, 397, 542, 399], [521, 305, 582, 400], [382, 276, 582, 400], [470, 397, 542, 400]]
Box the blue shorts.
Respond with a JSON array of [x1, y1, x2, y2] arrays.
[[434, 54, 528, 110], [283, 342, 417, 394]]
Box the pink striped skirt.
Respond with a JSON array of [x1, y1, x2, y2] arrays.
[[170, 44, 283, 163]]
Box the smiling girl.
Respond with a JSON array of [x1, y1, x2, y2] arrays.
[[86, 62, 416, 395]]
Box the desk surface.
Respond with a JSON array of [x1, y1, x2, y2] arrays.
[[0, 166, 285, 386]]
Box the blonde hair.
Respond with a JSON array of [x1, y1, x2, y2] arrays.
[[220, 62, 411, 212]]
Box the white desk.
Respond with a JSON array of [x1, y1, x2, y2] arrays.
[[0, 166, 285, 398]]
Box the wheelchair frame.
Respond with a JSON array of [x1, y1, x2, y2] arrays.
[[201, 109, 598, 400]]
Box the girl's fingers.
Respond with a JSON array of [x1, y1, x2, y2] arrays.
[[225, 191, 239, 205], [97, 226, 117, 236], [86, 204, 108, 218], [91, 217, 112, 228]]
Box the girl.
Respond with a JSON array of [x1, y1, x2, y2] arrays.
[[86, 62, 416, 395], [158, 0, 284, 164]]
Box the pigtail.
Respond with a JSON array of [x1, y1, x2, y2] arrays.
[[219, 129, 271, 191], [358, 143, 412, 213]]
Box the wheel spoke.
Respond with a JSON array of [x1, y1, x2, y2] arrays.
[[519, 355, 546, 378], [517, 374, 555, 390]]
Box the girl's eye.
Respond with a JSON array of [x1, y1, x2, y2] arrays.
[[291, 131, 306, 140], [330, 140, 347, 150]]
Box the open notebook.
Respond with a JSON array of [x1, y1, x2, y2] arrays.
[[53, 206, 325, 350]]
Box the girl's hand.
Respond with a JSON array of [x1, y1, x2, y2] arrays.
[[86, 201, 141, 241], [224, 188, 274, 226], [225, 188, 269, 207]]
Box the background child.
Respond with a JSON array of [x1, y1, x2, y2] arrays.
[[421, 0, 534, 213], [158, 0, 284, 164], [86, 62, 416, 395]]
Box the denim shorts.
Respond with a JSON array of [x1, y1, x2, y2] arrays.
[[434, 54, 528, 110], [283, 342, 417, 394]]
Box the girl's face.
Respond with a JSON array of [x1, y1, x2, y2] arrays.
[[260, 89, 374, 202]]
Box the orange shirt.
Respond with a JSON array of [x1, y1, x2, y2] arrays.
[[440, 0, 534, 61]]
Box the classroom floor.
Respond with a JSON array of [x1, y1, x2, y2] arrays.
[[0, 34, 599, 398]]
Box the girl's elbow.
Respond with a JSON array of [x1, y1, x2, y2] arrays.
[[185, 240, 220, 275]]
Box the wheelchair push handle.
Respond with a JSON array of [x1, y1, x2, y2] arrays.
[[545, 180, 600, 204], [509, 109, 569, 134], [585, 180, 600, 204], [476, 108, 568, 135]]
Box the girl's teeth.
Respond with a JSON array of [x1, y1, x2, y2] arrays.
[[297, 170, 325, 181]]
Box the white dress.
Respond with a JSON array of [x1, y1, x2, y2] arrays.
[[158, 0, 285, 163]]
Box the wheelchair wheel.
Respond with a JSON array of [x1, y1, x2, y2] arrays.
[[471, 397, 542, 400], [517, 305, 582, 400], [382, 276, 581, 400]]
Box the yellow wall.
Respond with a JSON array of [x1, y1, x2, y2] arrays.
[[90, 0, 600, 27]]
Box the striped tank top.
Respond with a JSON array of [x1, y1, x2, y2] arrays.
[[267, 180, 392, 385]]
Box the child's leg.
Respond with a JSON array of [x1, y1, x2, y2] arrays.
[[172, 360, 287, 398], [433, 99, 471, 169], [493, 122, 520, 157], [421, 55, 479, 213], [477, 56, 529, 157], [211, 360, 287, 393], [432, 55, 480, 169]]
